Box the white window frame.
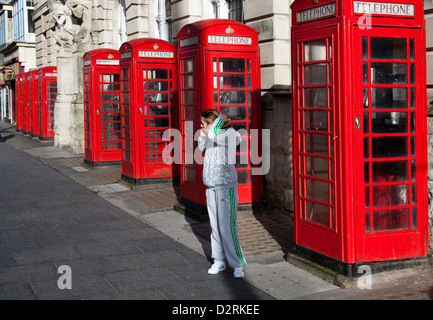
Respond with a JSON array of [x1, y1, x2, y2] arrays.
[[12, 0, 34, 42], [0, 11, 6, 46]]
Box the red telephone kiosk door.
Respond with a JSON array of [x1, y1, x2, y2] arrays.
[[23, 72, 31, 134], [353, 27, 428, 262], [29, 69, 40, 137], [177, 19, 263, 215], [119, 38, 178, 184], [292, 26, 343, 262], [291, 0, 428, 271], [38, 67, 57, 140], [83, 49, 121, 166], [15, 74, 23, 132]]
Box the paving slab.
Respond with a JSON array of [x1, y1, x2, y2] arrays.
[[24, 146, 81, 159]]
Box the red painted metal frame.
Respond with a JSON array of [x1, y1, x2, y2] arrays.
[[38, 66, 57, 140], [177, 19, 262, 214], [23, 72, 31, 134], [15, 74, 23, 132], [83, 49, 121, 166], [29, 69, 40, 137], [119, 38, 178, 183], [291, 0, 428, 264]]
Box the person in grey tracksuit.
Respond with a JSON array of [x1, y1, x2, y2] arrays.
[[198, 109, 246, 277]]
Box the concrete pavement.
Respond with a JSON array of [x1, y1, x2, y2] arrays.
[[0, 121, 432, 301]]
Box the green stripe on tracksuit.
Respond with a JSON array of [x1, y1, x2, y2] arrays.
[[213, 118, 226, 136], [206, 185, 246, 268]]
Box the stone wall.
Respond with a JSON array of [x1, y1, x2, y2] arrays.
[[33, 1, 56, 68], [171, 0, 209, 39], [244, 0, 293, 212], [261, 92, 293, 212], [91, 0, 120, 48]]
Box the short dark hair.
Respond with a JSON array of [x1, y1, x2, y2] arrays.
[[200, 109, 232, 129]]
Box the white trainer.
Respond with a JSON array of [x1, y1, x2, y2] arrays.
[[208, 262, 226, 275], [233, 267, 244, 278]]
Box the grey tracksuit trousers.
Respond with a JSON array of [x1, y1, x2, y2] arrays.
[[206, 184, 246, 269]]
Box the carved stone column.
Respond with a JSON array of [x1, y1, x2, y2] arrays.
[[54, 48, 78, 152], [51, 0, 91, 154]]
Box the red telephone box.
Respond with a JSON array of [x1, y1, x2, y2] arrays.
[[15, 74, 24, 132], [29, 69, 40, 137], [23, 72, 31, 134], [291, 0, 428, 274], [177, 19, 262, 215], [83, 49, 121, 166], [38, 66, 57, 140], [119, 38, 178, 184]]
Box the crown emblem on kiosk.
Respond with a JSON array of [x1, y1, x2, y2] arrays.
[[153, 43, 159, 50], [108, 54, 114, 59], [225, 26, 234, 34]]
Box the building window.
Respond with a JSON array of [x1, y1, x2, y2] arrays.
[[228, 0, 243, 23], [0, 12, 5, 46], [27, 9, 34, 33], [12, 0, 34, 42]]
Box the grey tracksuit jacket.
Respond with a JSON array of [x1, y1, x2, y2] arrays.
[[198, 116, 241, 190]]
